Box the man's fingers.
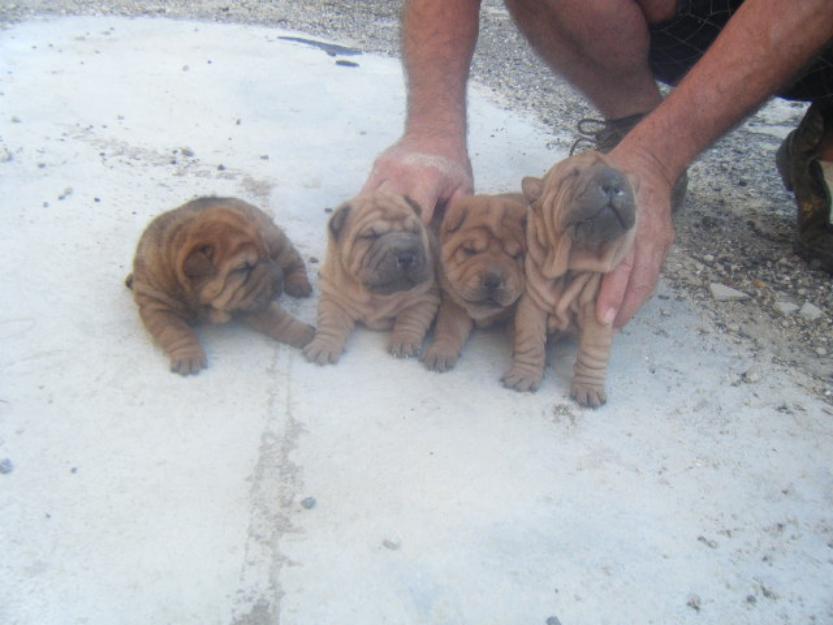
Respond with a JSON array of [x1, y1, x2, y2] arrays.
[[596, 250, 634, 327]]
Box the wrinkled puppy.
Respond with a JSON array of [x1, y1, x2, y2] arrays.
[[304, 191, 440, 365], [422, 193, 527, 372], [502, 151, 636, 407], [129, 196, 314, 375]]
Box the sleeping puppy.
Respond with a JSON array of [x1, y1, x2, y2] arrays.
[[501, 151, 636, 407], [128, 196, 314, 375], [303, 191, 440, 365], [422, 193, 527, 372]]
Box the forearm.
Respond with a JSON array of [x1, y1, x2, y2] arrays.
[[401, 0, 482, 140], [620, 0, 833, 185]]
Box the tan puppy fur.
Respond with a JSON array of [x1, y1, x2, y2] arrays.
[[304, 191, 440, 364], [422, 193, 527, 372], [128, 196, 314, 375], [502, 151, 637, 407]]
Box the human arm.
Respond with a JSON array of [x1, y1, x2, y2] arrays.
[[598, 0, 833, 327], [361, 0, 482, 223]]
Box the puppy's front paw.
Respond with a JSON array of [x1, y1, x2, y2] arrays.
[[388, 335, 422, 359], [286, 323, 316, 349], [421, 343, 460, 372], [169, 345, 207, 376], [284, 275, 313, 298], [570, 381, 607, 408], [303, 336, 342, 365], [501, 364, 542, 392]]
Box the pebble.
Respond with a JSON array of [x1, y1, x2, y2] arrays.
[[710, 283, 749, 302], [816, 347, 828, 357], [0, 147, 12, 162], [687, 594, 702, 612], [702, 254, 714, 263], [799, 302, 823, 322], [742, 365, 762, 384], [546, 618, 562, 625], [300, 496, 316, 509], [774, 301, 799, 316], [0, 458, 13, 474], [382, 538, 401, 550]]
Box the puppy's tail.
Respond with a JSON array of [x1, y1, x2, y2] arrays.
[[125, 274, 134, 290]]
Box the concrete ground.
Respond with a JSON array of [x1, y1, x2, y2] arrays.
[[1, 16, 832, 625]]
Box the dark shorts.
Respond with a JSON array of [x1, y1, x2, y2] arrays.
[[648, 0, 833, 102]]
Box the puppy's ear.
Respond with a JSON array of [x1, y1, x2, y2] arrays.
[[441, 201, 467, 235], [328, 203, 351, 240], [184, 244, 215, 279], [522, 176, 544, 203], [403, 195, 423, 217]]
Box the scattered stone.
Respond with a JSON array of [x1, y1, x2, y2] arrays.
[[710, 283, 749, 302], [799, 302, 823, 322], [0, 147, 12, 162], [308, 256, 319, 264], [259, 154, 270, 160], [217, 164, 226, 171], [742, 365, 762, 384], [58, 187, 73, 200], [697, 535, 718, 549], [546, 618, 562, 625], [816, 347, 828, 357], [181, 64, 189, 71], [0, 458, 13, 474], [687, 594, 702, 612], [382, 538, 400, 550], [10, 115, 21, 123], [336, 59, 359, 68], [180, 147, 194, 157], [702, 254, 714, 263], [774, 301, 799, 316], [746, 595, 757, 605], [300, 496, 316, 510]]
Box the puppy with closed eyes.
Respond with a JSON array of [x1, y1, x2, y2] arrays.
[[501, 151, 636, 407], [303, 191, 440, 365], [128, 196, 314, 375], [422, 193, 527, 372]]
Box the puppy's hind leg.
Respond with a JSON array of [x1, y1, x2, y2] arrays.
[[244, 303, 315, 349], [421, 297, 473, 372], [389, 297, 440, 358]]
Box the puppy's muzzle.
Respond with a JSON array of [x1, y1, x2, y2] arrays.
[[365, 232, 429, 294], [571, 164, 636, 245]]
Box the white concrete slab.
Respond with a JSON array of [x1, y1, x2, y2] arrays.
[[1, 16, 832, 625]]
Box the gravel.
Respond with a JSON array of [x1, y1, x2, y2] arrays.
[[2, 0, 830, 401]]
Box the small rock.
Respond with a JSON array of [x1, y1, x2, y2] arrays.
[[799, 302, 823, 322], [0, 458, 13, 474], [742, 365, 762, 384], [300, 496, 316, 510], [774, 301, 799, 316], [703, 254, 714, 263], [10, 115, 21, 123], [697, 535, 718, 549], [382, 538, 401, 550], [58, 187, 73, 200], [687, 594, 702, 612], [816, 347, 828, 357], [0, 147, 12, 162], [181, 147, 194, 157], [259, 154, 269, 160], [182, 64, 189, 71], [710, 283, 749, 302], [546, 618, 562, 625], [308, 256, 319, 264], [746, 594, 757, 605], [217, 164, 226, 171]]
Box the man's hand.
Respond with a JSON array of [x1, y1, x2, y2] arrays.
[[361, 133, 474, 224], [596, 147, 676, 328]]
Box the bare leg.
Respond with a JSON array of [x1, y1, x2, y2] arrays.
[[422, 297, 474, 371], [503, 0, 677, 118]]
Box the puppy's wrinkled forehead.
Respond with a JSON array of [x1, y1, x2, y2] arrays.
[[330, 192, 423, 240]]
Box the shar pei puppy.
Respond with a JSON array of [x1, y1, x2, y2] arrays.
[[304, 191, 440, 365], [502, 151, 636, 407], [422, 193, 528, 372], [128, 196, 314, 375]]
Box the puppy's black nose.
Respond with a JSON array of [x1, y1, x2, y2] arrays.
[[484, 272, 502, 291], [596, 166, 627, 204], [396, 250, 417, 269]]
